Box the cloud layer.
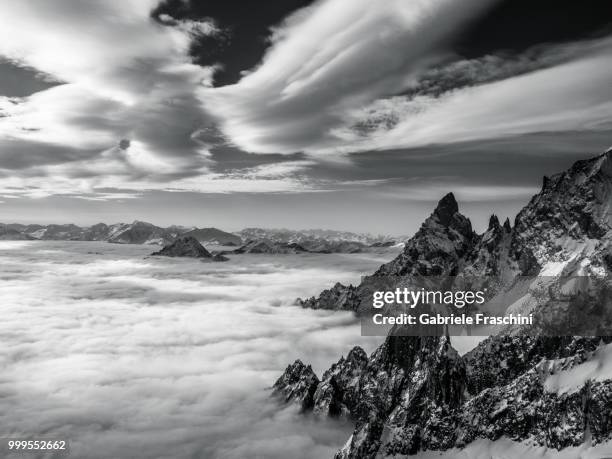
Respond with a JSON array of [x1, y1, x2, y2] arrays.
[[0, 241, 391, 458]]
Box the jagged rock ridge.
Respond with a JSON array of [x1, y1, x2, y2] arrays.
[[299, 150, 612, 312]]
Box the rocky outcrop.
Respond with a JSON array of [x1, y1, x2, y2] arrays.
[[151, 236, 228, 261], [312, 346, 368, 417], [299, 283, 361, 311], [375, 192, 476, 277], [272, 360, 320, 412]]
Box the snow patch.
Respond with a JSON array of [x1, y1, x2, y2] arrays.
[[544, 343, 612, 394]]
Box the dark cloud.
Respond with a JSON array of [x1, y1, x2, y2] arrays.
[[0, 59, 61, 97]]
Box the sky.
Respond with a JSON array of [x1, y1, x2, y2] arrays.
[[0, 0, 611, 235]]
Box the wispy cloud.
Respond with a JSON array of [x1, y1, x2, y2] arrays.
[[333, 37, 612, 153], [201, 0, 497, 154], [203, 2, 612, 156], [0, 0, 223, 197]]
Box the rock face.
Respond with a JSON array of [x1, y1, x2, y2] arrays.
[[151, 236, 228, 261], [280, 150, 612, 457]]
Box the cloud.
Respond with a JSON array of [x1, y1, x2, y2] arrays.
[[201, 0, 497, 154], [1, 0, 610, 205], [0, 0, 226, 197], [0, 241, 390, 458], [203, 0, 612, 156], [0, 1, 344, 198], [333, 38, 612, 153], [0, 1, 214, 101], [381, 183, 539, 202]]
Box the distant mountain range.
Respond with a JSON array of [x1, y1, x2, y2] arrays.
[[238, 228, 402, 246], [0, 220, 402, 253], [274, 148, 612, 458], [224, 239, 388, 255]]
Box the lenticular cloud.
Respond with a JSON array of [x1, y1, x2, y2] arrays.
[[201, 0, 497, 154]]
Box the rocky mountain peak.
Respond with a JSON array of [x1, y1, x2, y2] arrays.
[[511, 149, 612, 271], [151, 236, 227, 260], [432, 192, 459, 226], [272, 360, 319, 412], [488, 214, 500, 231], [503, 217, 512, 232]]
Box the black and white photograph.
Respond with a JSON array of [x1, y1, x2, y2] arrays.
[[1, 0, 612, 458]]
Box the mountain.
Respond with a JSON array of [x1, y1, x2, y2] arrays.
[[0, 221, 175, 244], [227, 238, 376, 255], [275, 334, 612, 458], [107, 221, 179, 245], [181, 227, 242, 246], [277, 149, 612, 457], [298, 239, 368, 254], [230, 239, 307, 254], [299, 150, 612, 312], [77, 223, 114, 241], [237, 228, 401, 246], [0, 221, 396, 253], [151, 236, 228, 261], [0, 224, 34, 240], [34, 224, 85, 240]]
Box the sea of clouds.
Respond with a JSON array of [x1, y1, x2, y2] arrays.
[[0, 241, 395, 458]]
